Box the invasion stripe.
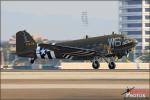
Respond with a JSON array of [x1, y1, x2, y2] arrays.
[[50, 51, 56, 59], [64, 51, 95, 56], [65, 55, 70, 59]]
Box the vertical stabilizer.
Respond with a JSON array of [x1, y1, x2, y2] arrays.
[[16, 30, 37, 57]]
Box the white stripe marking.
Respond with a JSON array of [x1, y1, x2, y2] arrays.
[[63, 54, 67, 58], [52, 43, 56, 45], [65, 55, 70, 59], [69, 56, 73, 60], [50, 51, 56, 59]]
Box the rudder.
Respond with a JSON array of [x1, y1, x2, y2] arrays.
[[16, 30, 37, 58]]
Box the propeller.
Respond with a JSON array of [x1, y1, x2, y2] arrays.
[[125, 50, 129, 58], [104, 45, 113, 54], [125, 50, 130, 62], [124, 47, 136, 62]]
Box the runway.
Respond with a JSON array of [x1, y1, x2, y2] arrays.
[[1, 69, 150, 100]]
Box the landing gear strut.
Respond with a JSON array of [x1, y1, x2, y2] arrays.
[[92, 60, 100, 69]]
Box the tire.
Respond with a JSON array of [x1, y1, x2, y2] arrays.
[[92, 61, 100, 69], [30, 59, 35, 64], [108, 62, 116, 69]]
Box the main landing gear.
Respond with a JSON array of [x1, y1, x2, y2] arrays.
[[108, 61, 116, 69], [92, 60, 100, 69], [92, 57, 116, 69]]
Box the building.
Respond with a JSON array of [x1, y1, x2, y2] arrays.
[[119, 0, 150, 57], [0, 48, 4, 68]]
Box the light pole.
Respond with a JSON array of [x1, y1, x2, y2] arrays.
[[81, 11, 88, 35]]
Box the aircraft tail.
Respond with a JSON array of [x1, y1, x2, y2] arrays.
[[16, 30, 37, 58]]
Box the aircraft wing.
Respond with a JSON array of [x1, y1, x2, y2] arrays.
[[38, 44, 97, 57]]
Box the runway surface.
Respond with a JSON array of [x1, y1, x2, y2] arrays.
[[1, 69, 150, 100]]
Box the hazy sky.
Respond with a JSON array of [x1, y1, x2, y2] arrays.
[[1, 1, 119, 41]]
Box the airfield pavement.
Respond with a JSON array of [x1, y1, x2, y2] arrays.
[[1, 69, 150, 100]]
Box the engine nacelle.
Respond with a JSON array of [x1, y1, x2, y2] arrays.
[[116, 50, 129, 59]]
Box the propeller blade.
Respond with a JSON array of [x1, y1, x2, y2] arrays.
[[126, 52, 129, 58], [115, 56, 119, 62], [124, 50, 130, 62]]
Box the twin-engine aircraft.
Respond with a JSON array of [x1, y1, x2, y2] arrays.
[[16, 30, 137, 69]]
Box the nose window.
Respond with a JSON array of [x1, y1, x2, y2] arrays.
[[115, 39, 121, 46], [116, 41, 121, 46]]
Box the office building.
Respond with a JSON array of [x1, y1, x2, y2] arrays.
[[119, 0, 150, 57]]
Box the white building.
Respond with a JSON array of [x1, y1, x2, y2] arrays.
[[119, 0, 150, 57], [0, 48, 4, 68]]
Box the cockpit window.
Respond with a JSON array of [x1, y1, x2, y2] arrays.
[[116, 41, 121, 46]]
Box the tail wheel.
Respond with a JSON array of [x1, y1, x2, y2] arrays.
[[92, 61, 100, 69], [108, 62, 116, 69], [30, 58, 35, 64]]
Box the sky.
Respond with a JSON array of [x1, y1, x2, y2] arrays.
[[1, 1, 119, 41]]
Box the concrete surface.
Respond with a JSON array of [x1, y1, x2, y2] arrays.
[[1, 69, 149, 100], [61, 63, 149, 69]]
